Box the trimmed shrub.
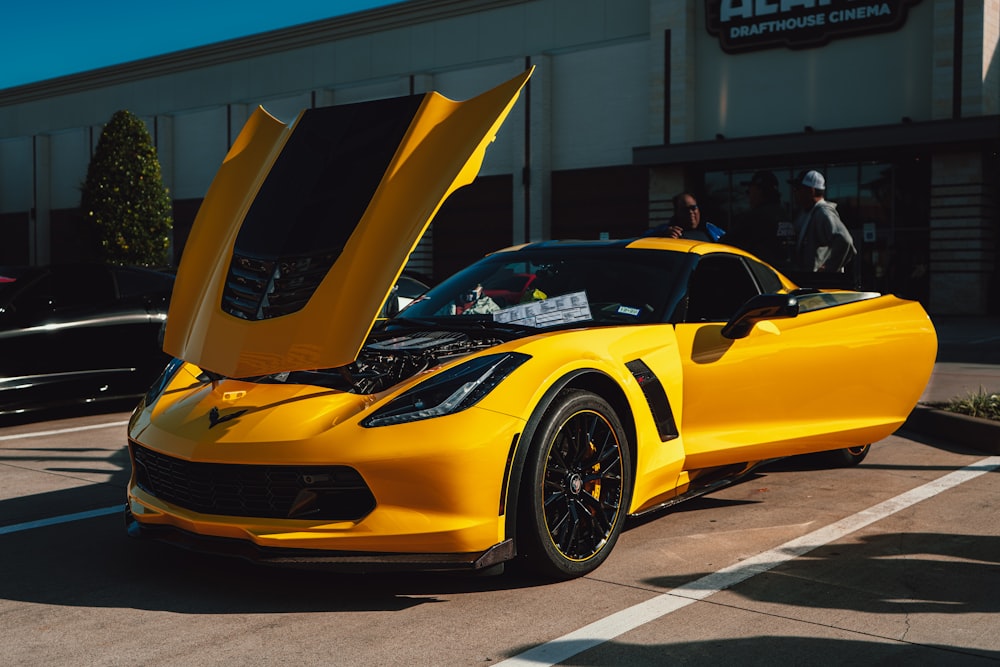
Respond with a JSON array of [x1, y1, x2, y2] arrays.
[[81, 110, 172, 266]]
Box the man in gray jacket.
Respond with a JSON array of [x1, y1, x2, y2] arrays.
[[789, 170, 857, 272]]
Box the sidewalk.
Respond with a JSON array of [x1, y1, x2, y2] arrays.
[[903, 316, 1000, 454], [919, 315, 1000, 403]]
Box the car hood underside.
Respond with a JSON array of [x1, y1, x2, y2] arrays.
[[163, 70, 532, 378]]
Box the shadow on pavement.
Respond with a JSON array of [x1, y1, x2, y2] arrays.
[[642, 530, 1000, 616], [501, 635, 1000, 665]]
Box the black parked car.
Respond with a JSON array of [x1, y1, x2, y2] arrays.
[[0, 263, 174, 418]]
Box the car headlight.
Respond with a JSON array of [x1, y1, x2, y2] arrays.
[[361, 352, 530, 427]]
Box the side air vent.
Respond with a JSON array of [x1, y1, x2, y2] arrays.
[[221, 251, 338, 320], [625, 359, 679, 442]]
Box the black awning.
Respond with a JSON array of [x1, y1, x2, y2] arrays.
[[633, 115, 1000, 168]]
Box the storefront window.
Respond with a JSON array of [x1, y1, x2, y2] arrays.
[[703, 171, 738, 230], [702, 160, 929, 303], [857, 163, 893, 293], [887, 158, 932, 303]]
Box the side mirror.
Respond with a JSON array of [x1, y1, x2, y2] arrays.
[[380, 284, 400, 319], [721, 293, 799, 340]]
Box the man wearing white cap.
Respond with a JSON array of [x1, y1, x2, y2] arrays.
[[789, 169, 857, 273]]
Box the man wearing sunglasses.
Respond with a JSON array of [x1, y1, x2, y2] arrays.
[[643, 192, 723, 242]]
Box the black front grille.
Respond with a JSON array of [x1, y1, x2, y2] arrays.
[[131, 441, 375, 521], [221, 251, 338, 320]]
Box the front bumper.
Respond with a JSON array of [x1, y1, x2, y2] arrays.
[[127, 379, 528, 564], [125, 504, 515, 572]]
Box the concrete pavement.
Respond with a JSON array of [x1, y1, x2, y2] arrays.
[[904, 315, 1000, 454]]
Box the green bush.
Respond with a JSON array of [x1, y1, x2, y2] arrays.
[[81, 110, 173, 266], [944, 388, 1000, 421]]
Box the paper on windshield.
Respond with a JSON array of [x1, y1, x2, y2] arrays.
[[493, 291, 593, 328]]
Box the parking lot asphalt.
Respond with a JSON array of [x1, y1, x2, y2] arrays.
[[3, 414, 997, 665], [905, 315, 1000, 455], [0, 315, 996, 665]]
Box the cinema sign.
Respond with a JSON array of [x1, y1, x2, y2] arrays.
[[706, 0, 923, 53]]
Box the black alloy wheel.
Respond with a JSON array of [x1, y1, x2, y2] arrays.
[[519, 389, 632, 579]]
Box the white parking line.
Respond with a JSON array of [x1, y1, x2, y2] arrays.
[[0, 420, 128, 535], [2, 446, 997, 662], [498, 456, 1000, 666], [0, 420, 129, 442], [0, 505, 121, 536]]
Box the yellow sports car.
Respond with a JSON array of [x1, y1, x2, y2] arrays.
[[125, 70, 937, 579]]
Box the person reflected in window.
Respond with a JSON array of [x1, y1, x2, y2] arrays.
[[451, 283, 501, 315], [724, 170, 792, 268]]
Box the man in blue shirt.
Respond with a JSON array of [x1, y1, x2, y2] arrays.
[[643, 192, 723, 242]]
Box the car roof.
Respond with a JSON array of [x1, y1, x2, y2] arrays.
[[490, 236, 758, 259]]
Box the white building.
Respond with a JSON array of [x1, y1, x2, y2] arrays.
[[1, 0, 997, 313]]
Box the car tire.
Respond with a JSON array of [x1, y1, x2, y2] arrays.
[[518, 389, 632, 580], [823, 444, 872, 467]]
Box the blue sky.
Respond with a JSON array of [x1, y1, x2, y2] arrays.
[[1, 0, 402, 90]]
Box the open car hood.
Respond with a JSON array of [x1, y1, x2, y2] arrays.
[[163, 69, 532, 377]]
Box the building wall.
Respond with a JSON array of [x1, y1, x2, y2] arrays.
[[0, 0, 996, 313], [929, 151, 997, 314], [0, 0, 653, 267], [927, 0, 999, 314], [0, 136, 32, 212], [693, 2, 935, 138]]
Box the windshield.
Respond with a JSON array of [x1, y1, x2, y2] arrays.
[[397, 245, 690, 329]]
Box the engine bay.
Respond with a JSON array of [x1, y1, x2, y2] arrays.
[[251, 330, 507, 394]]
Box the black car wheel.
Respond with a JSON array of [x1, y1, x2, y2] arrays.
[[519, 389, 632, 579], [824, 443, 872, 467]]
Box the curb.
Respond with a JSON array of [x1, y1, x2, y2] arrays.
[[901, 406, 1000, 455]]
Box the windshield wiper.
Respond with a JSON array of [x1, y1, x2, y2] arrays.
[[476, 320, 541, 334], [389, 315, 539, 337], [388, 316, 445, 328]]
